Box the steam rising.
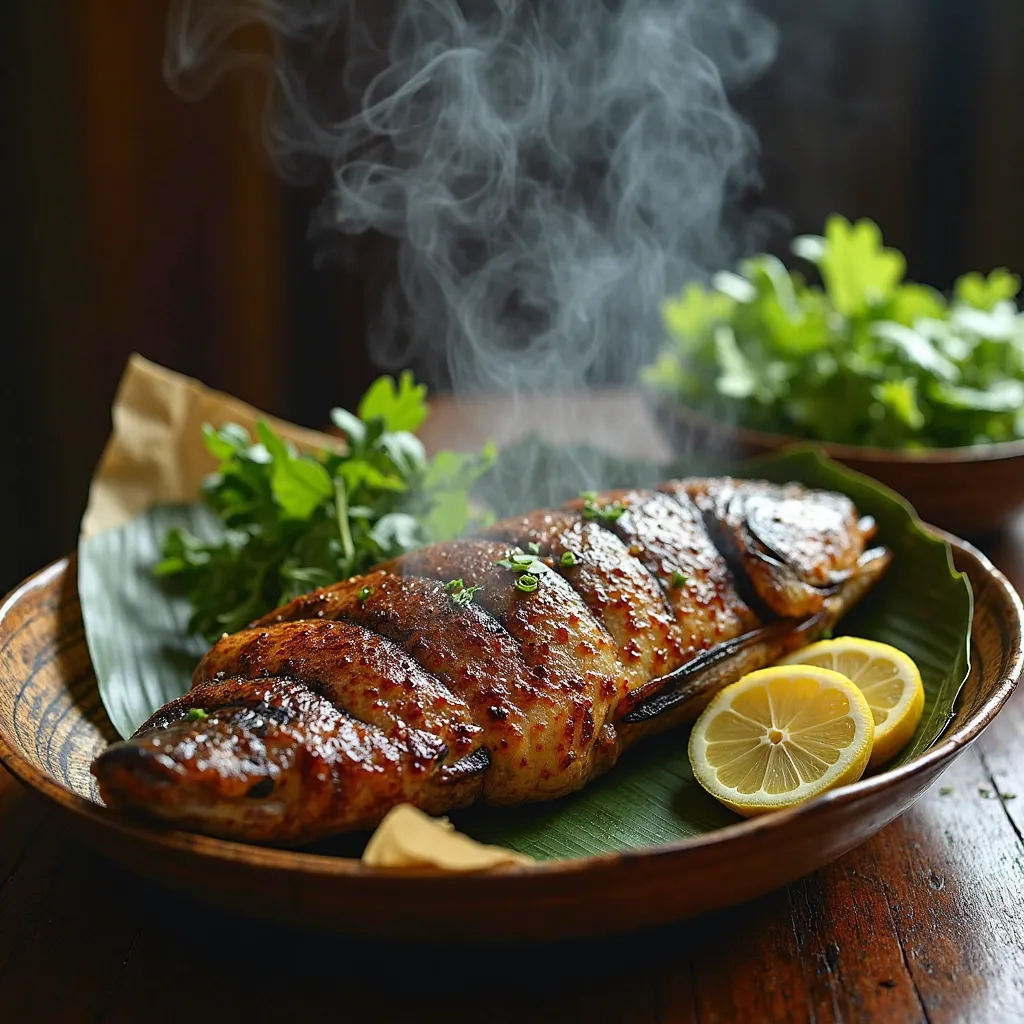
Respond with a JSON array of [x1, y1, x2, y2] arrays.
[[167, 0, 777, 398]]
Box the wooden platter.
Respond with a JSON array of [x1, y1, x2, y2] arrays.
[[0, 537, 1021, 941]]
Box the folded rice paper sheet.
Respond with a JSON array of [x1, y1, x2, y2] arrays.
[[81, 354, 340, 540], [362, 805, 533, 869]]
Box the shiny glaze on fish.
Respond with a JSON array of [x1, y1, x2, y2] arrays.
[[92, 478, 890, 844]]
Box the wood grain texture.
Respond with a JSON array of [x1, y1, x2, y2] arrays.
[[2, 733, 1023, 1022], [0, 531, 1019, 946], [3, 0, 290, 588], [1, 395, 1024, 1021]]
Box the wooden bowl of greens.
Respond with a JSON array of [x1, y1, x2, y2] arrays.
[[644, 216, 1024, 537]]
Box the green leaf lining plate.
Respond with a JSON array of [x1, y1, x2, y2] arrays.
[[77, 445, 972, 860]]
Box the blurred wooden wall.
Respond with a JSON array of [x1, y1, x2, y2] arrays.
[[2, 0, 295, 590], [741, 0, 1024, 288], [968, 0, 1024, 276]]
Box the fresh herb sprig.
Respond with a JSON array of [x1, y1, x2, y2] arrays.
[[580, 491, 627, 523], [496, 551, 550, 595], [643, 214, 1024, 449], [445, 578, 483, 607], [495, 552, 549, 575], [154, 372, 496, 640]]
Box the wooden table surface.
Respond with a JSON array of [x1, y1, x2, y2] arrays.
[[2, 396, 1024, 1023]]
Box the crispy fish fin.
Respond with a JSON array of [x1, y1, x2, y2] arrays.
[[616, 546, 892, 737]]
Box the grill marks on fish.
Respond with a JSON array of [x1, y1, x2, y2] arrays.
[[679, 479, 873, 619], [95, 678, 484, 841], [194, 618, 482, 762], [258, 570, 600, 802], [92, 477, 889, 843], [478, 511, 681, 687], [382, 540, 622, 795], [566, 489, 762, 660]]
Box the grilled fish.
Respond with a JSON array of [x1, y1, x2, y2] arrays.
[[92, 478, 890, 844]]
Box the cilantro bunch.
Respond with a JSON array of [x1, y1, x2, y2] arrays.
[[155, 372, 496, 640], [643, 215, 1024, 449]]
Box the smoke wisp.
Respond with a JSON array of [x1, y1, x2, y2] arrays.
[[167, 0, 777, 400]]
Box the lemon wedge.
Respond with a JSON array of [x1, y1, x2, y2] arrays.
[[688, 665, 874, 817], [780, 638, 924, 767]]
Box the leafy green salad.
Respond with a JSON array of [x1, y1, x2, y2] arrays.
[[155, 372, 496, 641], [643, 215, 1024, 449]]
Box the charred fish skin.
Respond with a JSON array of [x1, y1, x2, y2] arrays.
[[673, 478, 878, 619], [615, 544, 892, 739], [193, 618, 485, 761], [91, 476, 891, 845], [477, 510, 683, 687], [93, 677, 487, 845], [380, 540, 627, 794], [250, 570, 607, 803], [563, 488, 761, 657]]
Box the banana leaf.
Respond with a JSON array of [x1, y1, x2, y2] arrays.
[[78, 444, 973, 860]]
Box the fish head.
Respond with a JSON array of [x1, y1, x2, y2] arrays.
[[92, 698, 301, 839]]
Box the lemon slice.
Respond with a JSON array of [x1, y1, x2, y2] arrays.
[[688, 665, 874, 817], [780, 638, 924, 767]]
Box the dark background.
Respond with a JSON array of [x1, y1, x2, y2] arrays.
[[1, 0, 1022, 593]]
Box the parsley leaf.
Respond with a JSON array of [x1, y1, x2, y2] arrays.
[[155, 374, 495, 641], [817, 215, 906, 317], [256, 422, 334, 520], [357, 370, 428, 433], [955, 269, 1021, 311]]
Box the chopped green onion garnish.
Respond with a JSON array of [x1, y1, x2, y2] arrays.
[[515, 573, 540, 593], [496, 553, 548, 575], [527, 542, 541, 554], [579, 490, 597, 502], [186, 708, 208, 722], [670, 569, 687, 587], [560, 551, 579, 568], [445, 578, 482, 607], [582, 498, 626, 523], [357, 585, 374, 602]]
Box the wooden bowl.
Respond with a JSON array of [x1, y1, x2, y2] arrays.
[[0, 545, 1020, 941], [656, 402, 1024, 537]]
